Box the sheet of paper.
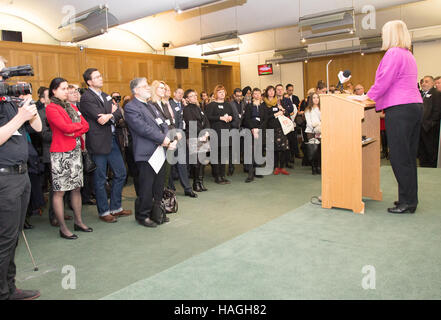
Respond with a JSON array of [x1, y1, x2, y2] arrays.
[[148, 145, 166, 174], [347, 95, 369, 102]]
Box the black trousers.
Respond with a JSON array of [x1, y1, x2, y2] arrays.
[[380, 130, 388, 155], [287, 130, 299, 157], [0, 173, 31, 300], [212, 146, 229, 178], [244, 135, 260, 171], [168, 163, 191, 192], [418, 122, 440, 168], [385, 103, 423, 206], [168, 147, 191, 192], [134, 161, 166, 222]]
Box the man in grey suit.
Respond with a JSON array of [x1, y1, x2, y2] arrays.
[[124, 78, 172, 227]]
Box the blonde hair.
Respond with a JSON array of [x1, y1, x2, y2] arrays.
[[163, 84, 171, 103], [150, 80, 166, 103], [381, 20, 412, 51], [307, 88, 316, 96]]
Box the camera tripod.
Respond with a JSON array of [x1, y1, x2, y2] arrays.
[[21, 230, 38, 272]]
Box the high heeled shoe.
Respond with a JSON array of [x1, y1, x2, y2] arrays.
[[74, 224, 93, 232], [59, 230, 78, 240]]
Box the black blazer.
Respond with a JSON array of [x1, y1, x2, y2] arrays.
[[243, 102, 267, 130], [169, 99, 184, 130], [289, 94, 300, 108], [79, 88, 123, 155], [183, 103, 210, 138], [38, 108, 52, 164], [422, 88, 441, 132]]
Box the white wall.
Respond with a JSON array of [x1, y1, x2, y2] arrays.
[[414, 40, 441, 80], [79, 28, 154, 53], [0, 13, 58, 45], [0, 13, 154, 53], [238, 51, 304, 100]]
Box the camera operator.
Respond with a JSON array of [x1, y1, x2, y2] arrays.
[[0, 56, 41, 300]]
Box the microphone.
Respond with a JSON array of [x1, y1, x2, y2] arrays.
[[336, 70, 351, 91]]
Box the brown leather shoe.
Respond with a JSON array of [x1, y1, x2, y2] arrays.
[[111, 209, 132, 217], [99, 215, 118, 223]]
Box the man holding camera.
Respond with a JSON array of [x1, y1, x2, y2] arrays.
[[0, 56, 41, 300]]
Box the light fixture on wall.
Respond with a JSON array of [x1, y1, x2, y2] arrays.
[[174, 0, 228, 14], [57, 4, 119, 43], [201, 46, 239, 56], [299, 7, 355, 43], [198, 30, 241, 56]]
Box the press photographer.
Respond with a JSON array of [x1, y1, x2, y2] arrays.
[[0, 56, 41, 300]]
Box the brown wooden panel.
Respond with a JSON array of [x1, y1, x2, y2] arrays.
[[303, 51, 384, 97], [38, 52, 59, 82], [59, 53, 80, 83], [105, 56, 121, 82], [0, 41, 240, 100]]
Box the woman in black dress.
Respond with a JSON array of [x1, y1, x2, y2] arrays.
[[183, 89, 210, 192], [205, 85, 234, 184]]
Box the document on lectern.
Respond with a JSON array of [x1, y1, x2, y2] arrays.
[[347, 95, 369, 102], [148, 145, 166, 174]]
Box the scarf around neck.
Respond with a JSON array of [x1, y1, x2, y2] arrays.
[[263, 97, 277, 107], [51, 97, 80, 123]]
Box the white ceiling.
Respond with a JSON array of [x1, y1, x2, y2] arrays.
[[1, 0, 439, 59]]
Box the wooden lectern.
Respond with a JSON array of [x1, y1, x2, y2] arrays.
[[320, 94, 382, 214]]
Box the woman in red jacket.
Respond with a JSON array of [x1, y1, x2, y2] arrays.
[[46, 78, 91, 239]]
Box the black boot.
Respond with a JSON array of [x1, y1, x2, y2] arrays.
[[192, 165, 202, 192], [193, 179, 202, 192], [245, 166, 254, 183], [198, 165, 208, 191], [24, 216, 34, 230], [228, 164, 234, 176]]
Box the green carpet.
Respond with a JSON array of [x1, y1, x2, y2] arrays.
[[14, 162, 441, 299]]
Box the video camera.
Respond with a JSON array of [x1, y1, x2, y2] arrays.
[[0, 64, 35, 106]]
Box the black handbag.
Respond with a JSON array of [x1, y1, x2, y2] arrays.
[[295, 114, 305, 127], [82, 151, 97, 173], [163, 188, 178, 214], [304, 142, 321, 163], [151, 200, 167, 224]]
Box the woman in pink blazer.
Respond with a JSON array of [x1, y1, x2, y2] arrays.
[[367, 20, 423, 214]]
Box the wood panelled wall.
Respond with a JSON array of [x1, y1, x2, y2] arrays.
[[0, 40, 240, 99], [303, 51, 385, 97]]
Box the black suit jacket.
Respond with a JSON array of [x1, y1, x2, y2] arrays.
[[422, 87, 441, 132], [289, 94, 300, 108], [169, 99, 184, 130], [243, 102, 267, 130], [79, 88, 123, 155]]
